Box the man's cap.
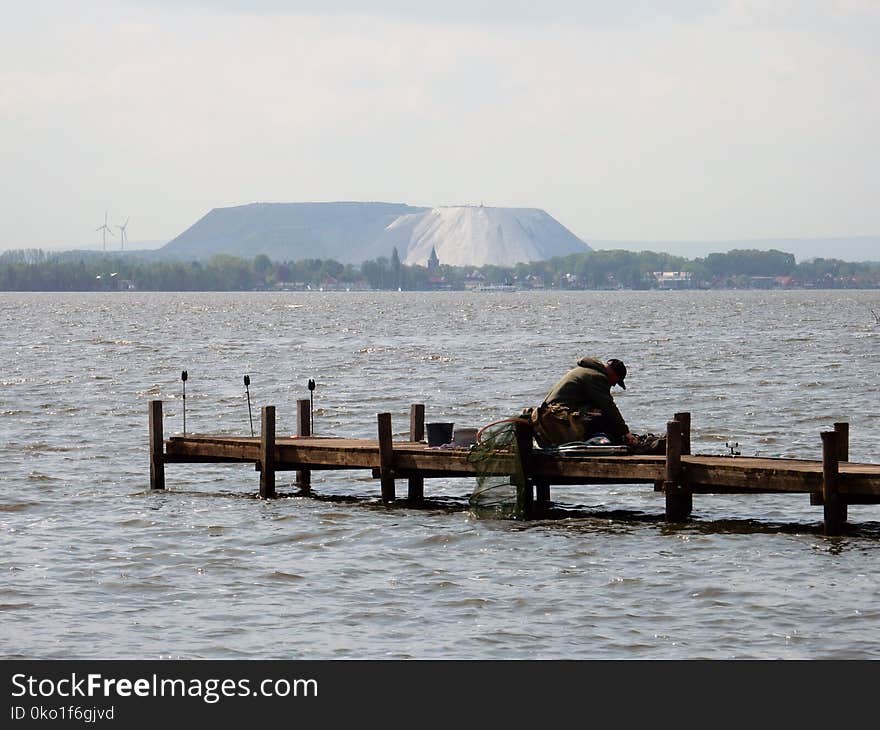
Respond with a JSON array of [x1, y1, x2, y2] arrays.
[[607, 359, 627, 389]]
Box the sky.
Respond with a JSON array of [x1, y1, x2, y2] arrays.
[[1, 0, 879, 254]]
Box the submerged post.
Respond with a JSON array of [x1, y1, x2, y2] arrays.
[[378, 412, 395, 502], [260, 406, 276, 499], [408, 404, 425, 500], [821, 430, 845, 536], [664, 419, 691, 521], [296, 398, 311, 495], [149, 400, 165, 490]]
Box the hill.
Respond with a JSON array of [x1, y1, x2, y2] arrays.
[[162, 201, 426, 263], [160, 201, 590, 266], [380, 206, 589, 266]]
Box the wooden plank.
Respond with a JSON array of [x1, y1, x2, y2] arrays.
[[160, 433, 880, 501], [378, 413, 395, 501], [408, 404, 425, 500], [684, 460, 824, 493], [149, 400, 165, 490], [296, 398, 311, 494], [260, 406, 276, 499], [532, 456, 664, 482], [166, 440, 260, 461], [822, 430, 845, 535]]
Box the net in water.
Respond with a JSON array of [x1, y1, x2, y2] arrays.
[[467, 419, 529, 520]]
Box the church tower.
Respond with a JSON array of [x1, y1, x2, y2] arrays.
[[427, 246, 440, 272]]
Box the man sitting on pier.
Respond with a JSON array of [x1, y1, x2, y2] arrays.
[[530, 357, 638, 448]]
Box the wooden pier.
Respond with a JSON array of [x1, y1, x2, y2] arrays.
[[148, 399, 880, 536]]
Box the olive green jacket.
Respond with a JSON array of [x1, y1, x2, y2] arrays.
[[541, 357, 629, 439]]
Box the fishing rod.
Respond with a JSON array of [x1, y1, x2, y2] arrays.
[[308, 378, 316, 435], [181, 370, 188, 436], [244, 374, 254, 437]]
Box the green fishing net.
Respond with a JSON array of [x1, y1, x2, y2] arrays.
[[467, 419, 530, 519]]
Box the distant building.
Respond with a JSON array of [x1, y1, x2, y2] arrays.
[[748, 276, 776, 289], [653, 271, 693, 290], [427, 246, 440, 272], [463, 270, 486, 290]]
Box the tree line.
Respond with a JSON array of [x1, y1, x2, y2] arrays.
[[1, 247, 878, 291]]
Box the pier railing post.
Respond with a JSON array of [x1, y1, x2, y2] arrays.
[[378, 412, 395, 502], [513, 420, 535, 518], [408, 404, 425, 500], [664, 419, 691, 521], [674, 411, 691, 456], [833, 422, 849, 462], [260, 406, 276, 499], [296, 398, 311, 495], [821, 430, 845, 536], [149, 400, 165, 490]]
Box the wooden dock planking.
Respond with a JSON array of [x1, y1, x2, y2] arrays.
[[164, 434, 880, 496], [152, 401, 880, 532]]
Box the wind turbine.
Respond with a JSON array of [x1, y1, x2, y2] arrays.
[[95, 211, 114, 251], [115, 217, 129, 251]]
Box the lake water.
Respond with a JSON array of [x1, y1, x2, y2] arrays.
[[1, 289, 879, 659]]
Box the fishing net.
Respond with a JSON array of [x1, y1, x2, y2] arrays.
[[467, 419, 530, 519]]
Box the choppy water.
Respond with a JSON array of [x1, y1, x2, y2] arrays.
[[1, 289, 879, 659]]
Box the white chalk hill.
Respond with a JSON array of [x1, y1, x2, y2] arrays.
[[383, 206, 589, 267]]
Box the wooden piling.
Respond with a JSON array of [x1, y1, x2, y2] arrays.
[[821, 430, 845, 536], [833, 422, 849, 523], [260, 406, 276, 499], [674, 411, 691, 456], [513, 420, 535, 517], [664, 419, 692, 521], [149, 400, 165, 490], [408, 404, 425, 500], [378, 412, 395, 501], [535, 481, 551, 509], [834, 422, 849, 462], [296, 398, 311, 494]]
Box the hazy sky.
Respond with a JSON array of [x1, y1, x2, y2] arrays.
[[2, 0, 878, 251]]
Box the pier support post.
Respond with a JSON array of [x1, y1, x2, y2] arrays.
[[378, 412, 395, 502], [834, 422, 849, 523], [535, 481, 551, 510], [149, 400, 165, 490], [821, 430, 846, 536], [664, 419, 691, 521], [296, 398, 311, 495], [513, 420, 535, 517], [408, 404, 425, 500], [260, 406, 276, 499]]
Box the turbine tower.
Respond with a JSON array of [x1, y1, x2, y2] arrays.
[[95, 211, 114, 251], [115, 217, 129, 251]]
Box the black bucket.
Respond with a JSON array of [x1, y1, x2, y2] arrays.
[[426, 422, 454, 446]]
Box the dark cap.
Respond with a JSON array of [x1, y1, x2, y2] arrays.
[[607, 359, 627, 389]]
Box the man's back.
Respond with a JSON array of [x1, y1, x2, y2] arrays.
[[541, 357, 628, 441]]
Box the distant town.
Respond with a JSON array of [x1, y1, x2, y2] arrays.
[[0, 246, 878, 291]]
